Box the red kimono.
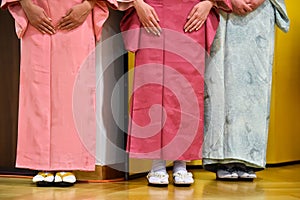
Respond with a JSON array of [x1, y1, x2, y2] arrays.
[[120, 0, 231, 161]]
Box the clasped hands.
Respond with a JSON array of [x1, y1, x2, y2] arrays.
[[133, 0, 214, 36], [231, 0, 265, 15], [20, 0, 96, 35]]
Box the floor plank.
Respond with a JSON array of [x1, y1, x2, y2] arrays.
[[0, 164, 300, 200]]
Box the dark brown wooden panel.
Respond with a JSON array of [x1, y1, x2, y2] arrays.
[[0, 9, 21, 172]]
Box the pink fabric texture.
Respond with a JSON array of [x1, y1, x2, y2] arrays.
[[2, 0, 117, 171], [121, 0, 231, 161]]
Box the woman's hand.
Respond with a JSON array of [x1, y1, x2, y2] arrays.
[[184, 0, 214, 33], [19, 0, 55, 35], [133, 0, 161, 36], [246, 0, 265, 11], [57, 0, 96, 31], [231, 0, 253, 15]]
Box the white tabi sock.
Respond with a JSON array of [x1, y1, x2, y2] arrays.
[[173, 160, 187, 173], [151, 160, 167, 173]]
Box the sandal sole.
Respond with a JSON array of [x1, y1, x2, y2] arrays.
[[173, 183, 192, 187], [216, 176, 239, 181], [54, 182, 75, 187], [147, 182, 168, 187], [36, 181, 54, 187]]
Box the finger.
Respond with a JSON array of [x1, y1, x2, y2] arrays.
[[64, 9, 73, 18], [187, 6, 197, 19], [151, 9, 160, 22], [142, 16, 160, 35], [65, 23, 80, 31], [42, 19, 55, 31], [184, 15, 199, 32], [243, 3, 253, 12], [145, 27, 152, 34], [184, 19, 194, 31], [189, 20, 204, 32], [184, 12, 197, 30], [150, 18, 161, 34], [41, 20, 55, 34], [151, 18, 161, 33], [184, 20, 192, 31], [59, 22, 73, 30], [184, 17, 194, 30], [37, 24, 53, 35], [141, 23, 151, 33], [57, 18, 66, 29], [56, 19, 64, 29], [147, 20, 161, 36], [41, 12, 55, 33], [145, 23, 158, 35], [246, 3, 253, 9], [241, 10, 249, 15], [36, 26, 46, 34], [236, 9, 245, 15], [186, 19, 200, 32], [247, 3, 257, 10], [145, 26, 151, 34], [241, 5, 252, 15], [57, 9, 73, 29], [42, 11, 52, 22], [57, 17, 72, 30], [195, 20, 205, 31], [233, 7, 244, 15]]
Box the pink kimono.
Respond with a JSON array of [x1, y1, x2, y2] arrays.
[[1, 0, 117, 171], [120, 0, 231, 161]]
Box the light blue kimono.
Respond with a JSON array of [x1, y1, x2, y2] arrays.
[[202, 0, 290, 171]]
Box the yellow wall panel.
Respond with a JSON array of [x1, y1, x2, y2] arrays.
[[267, 1, 300, 163]]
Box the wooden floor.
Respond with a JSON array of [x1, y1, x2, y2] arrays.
[[0, 164, 300, 200]]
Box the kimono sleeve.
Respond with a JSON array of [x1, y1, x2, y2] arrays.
[[117, 0, 146, 52], [269, 0, 290, 32], [93, 0, 118, 42], [205, 9, 219, 53], [1, 0, 28, 39], [119, 7, 140, 52], [116, 0, 134, 11], [215, 0, 232, 12], [205, 0, 232, 53]]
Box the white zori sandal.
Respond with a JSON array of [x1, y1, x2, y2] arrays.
[[54, 172, 76, 187], [173, 170, 194, 185], [147, 171, 169, 186], [32, 172, 55, 186]]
